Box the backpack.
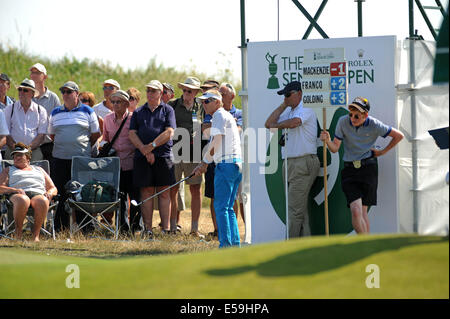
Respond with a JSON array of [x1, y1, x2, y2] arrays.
[[80, 181, 116, 203]]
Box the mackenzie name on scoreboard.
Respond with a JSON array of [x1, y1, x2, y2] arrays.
[[302, 65, 330, 76]]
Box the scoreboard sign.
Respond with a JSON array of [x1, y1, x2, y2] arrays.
[[302, 48, 348, 129]]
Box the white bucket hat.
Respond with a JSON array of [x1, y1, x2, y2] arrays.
[[178, 76, 202, 91], [16, 78, 39, 97]]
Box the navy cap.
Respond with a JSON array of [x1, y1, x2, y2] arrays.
[[0, 73, 11, 82], [349, 96, 370, 112], [277, 81, 302, 95]]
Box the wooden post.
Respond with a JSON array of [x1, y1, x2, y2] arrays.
[[323, 108, 329, 236]]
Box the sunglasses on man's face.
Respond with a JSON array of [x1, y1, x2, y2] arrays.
[[18, 88, 30, 93], [60, 89, 74, 95], [348, 113, 361, 120], [284, 91, 297, 98], [129, 96, 136, 101], [103, 86, 115, 91], [202, 98, 215, 104], [80, 98, 90, 103], [183, 89, 193, 94], [110, 100, 124, 105]]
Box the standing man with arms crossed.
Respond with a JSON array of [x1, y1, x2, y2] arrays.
[[265, 81, 320, 238], [193, 90, 242, 248], [129, 80, 176, 237], [320, 97, 404, 234]]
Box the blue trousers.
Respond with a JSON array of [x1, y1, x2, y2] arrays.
[[214, 163, 242, 248]]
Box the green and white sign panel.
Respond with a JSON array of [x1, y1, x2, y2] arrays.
[[247, 36, 398, 243]]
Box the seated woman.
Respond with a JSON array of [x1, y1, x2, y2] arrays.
[[0, 142, 57, 241]]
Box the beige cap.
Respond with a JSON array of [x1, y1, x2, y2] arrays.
[[103, 79, 121, 89], [146, 80, 163, 91], [110, 90, 130, 101], [30, 63, 47, 75]]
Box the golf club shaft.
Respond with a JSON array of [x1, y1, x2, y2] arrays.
[[135, 173, 194, 206]]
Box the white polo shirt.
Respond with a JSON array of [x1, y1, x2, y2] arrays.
[[4, 101, 48, 145], [93, 101, 113, 119], [210, 107, 242, 163], [277, 101, 318, 159]]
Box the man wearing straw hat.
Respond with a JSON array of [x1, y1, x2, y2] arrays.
[[4, 79, 48, 162], [168, 76, 205, 237]]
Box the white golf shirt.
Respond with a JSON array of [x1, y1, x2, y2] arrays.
[[277, 101, 318, 159]]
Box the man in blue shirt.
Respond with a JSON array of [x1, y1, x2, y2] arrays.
[[320, 97, 404, 234], [49, 81, 101, 231], [129, 80, 177, 238]]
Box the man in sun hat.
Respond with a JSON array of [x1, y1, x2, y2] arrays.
[[192, 89, 242, 248], [93, 79, 121, 119], [48, 80, 101, 232], [3, 79, 48, 161], [29, 62, 61, 162], [320, 96, 404, 234], [200, 80, 220, 92], [168, 76, 205, 237], [129, 79, 176, 238], [102, 89, 141, 234]]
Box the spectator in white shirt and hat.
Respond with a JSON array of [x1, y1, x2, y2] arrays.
[[4, 79, 48, 162]]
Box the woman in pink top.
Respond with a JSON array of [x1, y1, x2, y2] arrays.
[[102, 90, 141, 234]]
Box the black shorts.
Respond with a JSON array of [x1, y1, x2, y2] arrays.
[[204, 162, 216, 199], [8, 191, 43, 200], [133, 156, 176, 188], [341, 162, 378, 207]]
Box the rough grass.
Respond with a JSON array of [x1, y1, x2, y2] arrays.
[[0, 208, 246, 257]]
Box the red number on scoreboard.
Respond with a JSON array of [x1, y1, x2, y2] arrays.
[[330, 62, 346, 76]]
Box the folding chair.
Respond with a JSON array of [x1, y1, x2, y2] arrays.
[[0, 160, 58, 240], [66, 156, 123, 239]]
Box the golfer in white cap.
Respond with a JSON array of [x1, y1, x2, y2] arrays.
[[193, 89, 242, 248]]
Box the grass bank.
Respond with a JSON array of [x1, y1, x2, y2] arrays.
[[0, 234, 448, 298]]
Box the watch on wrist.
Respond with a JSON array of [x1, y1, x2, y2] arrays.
[[152, 141, 157, 148]]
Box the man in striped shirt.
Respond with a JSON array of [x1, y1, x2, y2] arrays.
[[48, 81, 100, 232]]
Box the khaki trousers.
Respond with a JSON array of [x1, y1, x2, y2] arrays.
[[282, 154, 320, 238]]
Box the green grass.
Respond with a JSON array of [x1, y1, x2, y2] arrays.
[[0, 45, 242, 108], [0, 234, 448, 299]]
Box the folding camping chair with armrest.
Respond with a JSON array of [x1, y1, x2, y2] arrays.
[[0, 160, 59, 240], [66, 156, 123, 239]]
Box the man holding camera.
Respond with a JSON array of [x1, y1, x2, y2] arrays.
[[265, 81, 320, 238]]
